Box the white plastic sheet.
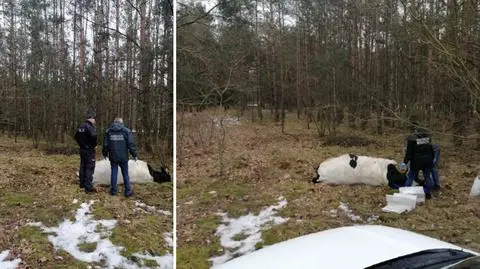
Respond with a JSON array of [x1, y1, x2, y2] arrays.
[[92, 159, 153, 185], [470, 176, 480, 197]]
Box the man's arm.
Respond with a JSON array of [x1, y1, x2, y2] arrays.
[[102, 130, 109, 158], [403, 137, 415, 164], [428, 139, 435, 162], [126, 130, 137, 159], [88, 124, 97, 148], [74, 128, 81, 146], [433, 144, 440, 163]]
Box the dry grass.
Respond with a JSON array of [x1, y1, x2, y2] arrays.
[[176, 109, 480, 269], [0, 136, 172, 268]]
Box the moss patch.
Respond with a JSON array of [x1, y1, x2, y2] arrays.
[[78, 242, 97, 253], [177, 245, 221, 269], [0, 193, 35, 206]]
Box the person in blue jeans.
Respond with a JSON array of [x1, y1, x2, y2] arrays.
[[432, 144, 441, 190], [400, 126, 435, 199], [102, 117, 138, 197]]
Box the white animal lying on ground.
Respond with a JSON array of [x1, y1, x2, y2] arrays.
[[312, 154, 407, 187], [77, 159, 171, 185]]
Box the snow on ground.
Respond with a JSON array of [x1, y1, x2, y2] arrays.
[[212, 116, 240, 128], [338, 202, 363, 222], [163, 232, 173, 248], [209, 197, 289, 266], [0, 250, 21, 269], [323, 202, 378, 224], [134, 201, 172, 216], [27, 200, 172, 269], [366, 215, 380, 222]]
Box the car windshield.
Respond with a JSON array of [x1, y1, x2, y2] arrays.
[[445, 255, 480, 268], [365, 248, 475, 269]]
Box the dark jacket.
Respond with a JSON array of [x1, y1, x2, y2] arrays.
[[74, 121, 97, 151], [102, 122, 137, 163], [403, 133, 434, 170]]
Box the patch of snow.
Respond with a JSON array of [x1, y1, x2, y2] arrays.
[[324, 209, 338, 218], [134, 201, 172, 216], [324, 203, 378, 223], [27, 200, 172, 269], [157, 210, 172, 216], [338, 202, 362, 222], [212, 116, 240, 128], [27, 221, 43, 227], [72, 199, 78, 204], [209, 197, 288, 266], [133, 253, 173, 269], [0, 250, 21, 269], [184, 201, 194, 205], [366, 215, 379, 223], [163, 232, 173, 248], [209, 191, 217, 195]]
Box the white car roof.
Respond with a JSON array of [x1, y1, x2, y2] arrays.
[[213, 225, 478, 269]]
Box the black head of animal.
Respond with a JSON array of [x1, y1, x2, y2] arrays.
[[312, 165, 320, 183], [148, 164, 171, 183], [349, 154, 358, 169], [386, 164, 407, 188]]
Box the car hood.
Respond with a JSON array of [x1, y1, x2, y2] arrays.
[[212, 225, 478, 269]]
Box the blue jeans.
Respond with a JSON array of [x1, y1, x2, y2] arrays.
[[110, 161, 132, 196], [406, 168, 433, 194], [432, 146, 440, 188], [432, 168, 440, 188]]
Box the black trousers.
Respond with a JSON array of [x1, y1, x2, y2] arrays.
[[79, 149, 95, 191]]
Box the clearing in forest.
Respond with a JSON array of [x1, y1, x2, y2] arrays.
[[176, 109, 480, 269]]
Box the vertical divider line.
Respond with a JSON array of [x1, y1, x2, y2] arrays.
[[172, 0, 177, 267]]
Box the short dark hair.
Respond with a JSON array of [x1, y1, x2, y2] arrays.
[[415, 125, 429, 135], [86, 111, 96, 119]]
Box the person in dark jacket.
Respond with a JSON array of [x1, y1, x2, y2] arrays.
[[74, 112, 97, 193], [102, 117, 137, 197], [401, 125, 435, 199]]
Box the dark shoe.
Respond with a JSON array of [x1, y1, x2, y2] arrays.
[[415, 180, 425, 187], [79, 184, 85, 189], [85, 188, 98, 194], [425, 193, 432, 199], [125, 191, 133, 198], [433, 185, 441, 191], [109, 190, 117, 196]]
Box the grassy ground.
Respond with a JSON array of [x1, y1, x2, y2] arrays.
[[0, 136, 172, 268], [176, 109, 480, 269]]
